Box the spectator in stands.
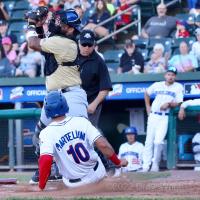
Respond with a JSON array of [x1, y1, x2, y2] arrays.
[[80, 0, 91, 11], [0, 20, 18, 50], [49, 0, 64, 12], [141, 3, 176, 38], [74, 5, 87, 28], [0, 46, 15, 77], [64, 0, 80, 10], [188, 0, 198, 9], [2, 37, 17, 65], [190, 0, 200, 16], [106, 0, 116, 16], [15, 43, 43, 78], [28, 0, 49, 8], [117, 39, 144, 74], [144, 43, 166, 74], [0, 1, 9, 21], [84, 0, 111, 37], [175, 20, 190, 38], [115, 0, 132, 29], [168, 41, 198, 72], [190, 28, 200, 66]]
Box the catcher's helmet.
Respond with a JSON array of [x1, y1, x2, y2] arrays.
[[124, 126, 138, 136], [56, 9, 81, 32], [44, 91, 69, 118]]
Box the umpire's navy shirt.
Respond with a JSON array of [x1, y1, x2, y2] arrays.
[[79, 50, 112, 104]]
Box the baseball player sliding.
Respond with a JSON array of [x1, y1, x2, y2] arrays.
[[143, 67, 184, 172], [115, 127, 144, 176], [38, 91, 128, 189]]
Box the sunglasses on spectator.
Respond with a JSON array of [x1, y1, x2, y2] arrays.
[[81, 43, 94, 47]]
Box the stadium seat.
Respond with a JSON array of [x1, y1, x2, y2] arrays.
[[139, 49, 149, 61], [172, 47, 180, 56], [148, 38, 172, 49], [15, 32, 26, 44], [106, 62, 118, 72], [134, 38, 149, 49], [14, 0, 30, 10], [11, 10, 27, 20], [195, 15, 200, 22], [173, 37, 196, 48], [8, 21, 27, 33], [103, 50, 124, 62], [176, 14, 195, 22], [4, 1, 15, 12]]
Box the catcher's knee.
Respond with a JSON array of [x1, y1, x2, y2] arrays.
[[32, 120, 47, 157]]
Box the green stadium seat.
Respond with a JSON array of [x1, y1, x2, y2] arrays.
[[14, 0, 30, 10], [11, 10, 27, 20], [134, 38, 149, 49], [195, 15, 200, 22], [4, 1, 15, 11], [139, 49, 149, 61], [148, 38, 172, 52], [106, 62, 118, 72], [8, 21, 26, 33], [176, 14, 195, 22], [172, 47, 180, 56], [103, 50, 124, 63], [173, 37, 196, 48], [13, 32, 26, 44]]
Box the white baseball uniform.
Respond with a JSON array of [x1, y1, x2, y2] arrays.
[[192, 133, 200, 171], [180, 99, 200, 108], [143, 81, 184, 170], [39, 116, 106, 188], [115, 141, 143, 176]]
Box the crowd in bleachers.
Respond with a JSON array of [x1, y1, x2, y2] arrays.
[[0, 0, 200, 78]]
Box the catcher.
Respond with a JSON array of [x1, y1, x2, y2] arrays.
[[25, 7, 88, 183]]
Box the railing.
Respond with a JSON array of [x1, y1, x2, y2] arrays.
[[167, 106, 200, 169], [96, 4, 141, 44], [165, 0, 182, 7], [0, 108, 41, 170]]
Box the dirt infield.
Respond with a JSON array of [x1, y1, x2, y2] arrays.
[[1, 170, 200, 199]]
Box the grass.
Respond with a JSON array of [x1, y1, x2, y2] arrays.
[[125, 171, 171, 181], [0, 172, 32, 184], [5, 198, 200, 200]]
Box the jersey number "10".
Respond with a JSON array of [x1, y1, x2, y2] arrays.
[[67, 143, 90, 164]]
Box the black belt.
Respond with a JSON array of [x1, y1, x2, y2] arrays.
[[61, 85, 81, 93], [61, 87, 71, 93], [151, 111, 169, 116], [69, 161, 99, 183]]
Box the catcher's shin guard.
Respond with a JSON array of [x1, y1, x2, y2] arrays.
[[32, 120, 47, 157]]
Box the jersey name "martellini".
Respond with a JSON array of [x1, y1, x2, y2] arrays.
[[56, 131, 86, 151]]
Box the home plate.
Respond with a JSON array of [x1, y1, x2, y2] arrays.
[[0, 178, 17, 184]]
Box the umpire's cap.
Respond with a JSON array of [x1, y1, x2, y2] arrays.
[[166, 66, 177, 75], [44, 91, 69, 118], [80, 30, 96, 45], [57, 9, 81, 32], [124, 127, 138, 136]]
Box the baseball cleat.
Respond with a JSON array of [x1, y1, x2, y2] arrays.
[[29, 169, 39, 185]]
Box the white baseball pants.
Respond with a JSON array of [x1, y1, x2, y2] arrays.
[[40, 86, 88, 126], [143, 113, 169, 169], [62, 158, 106, 188]]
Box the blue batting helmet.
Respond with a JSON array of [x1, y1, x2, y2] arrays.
[[56, 9, 81, 32], [44, 91, 69, 118], [124, 127, 138, 136]]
